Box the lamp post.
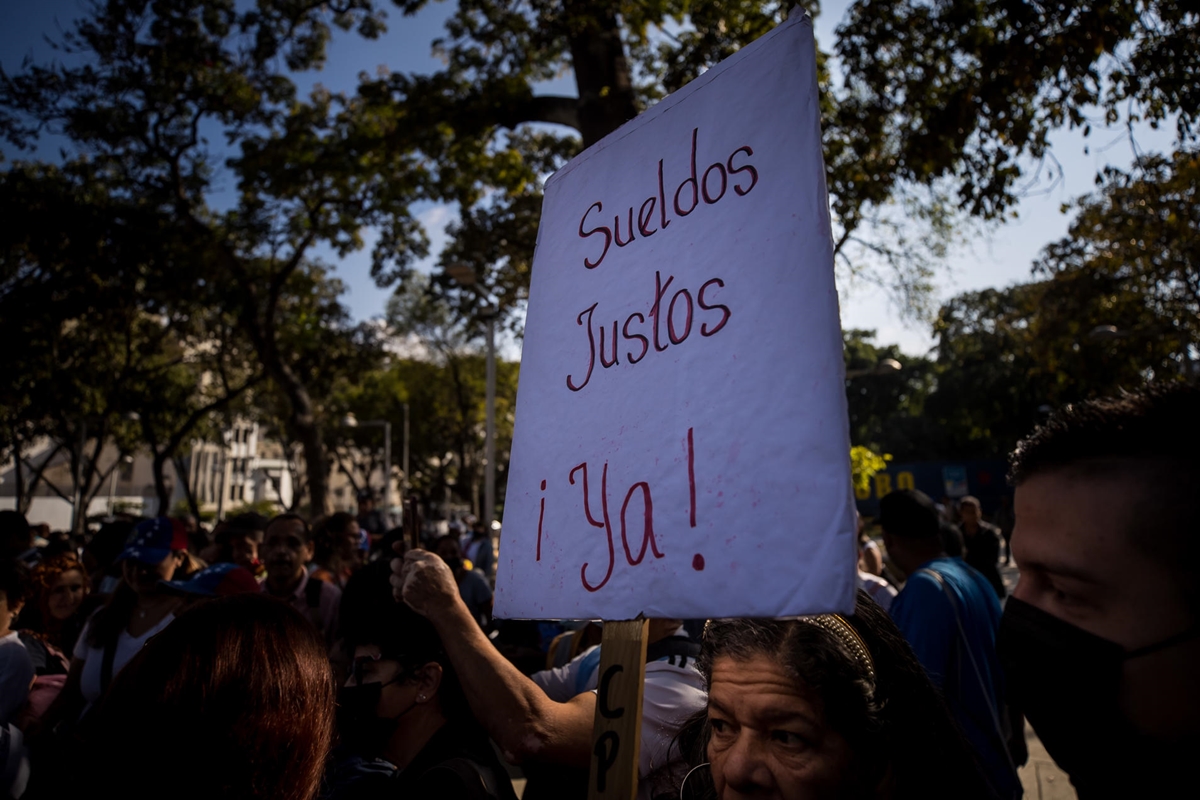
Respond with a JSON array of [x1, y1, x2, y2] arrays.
[[483, 305, 497, 532], [342, 413, 392, 509], [445, 263, 498, 530], [402, 402, 410, 496], [107, 454, 134, 518]]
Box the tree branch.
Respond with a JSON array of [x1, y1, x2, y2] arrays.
[[498, 94, 580, 132]]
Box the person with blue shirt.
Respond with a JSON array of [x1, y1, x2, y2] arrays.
[[880, 489, 1021, 800]]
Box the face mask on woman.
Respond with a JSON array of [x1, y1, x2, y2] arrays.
[[336, 677, 419, 758], [998, 596, 1200, 789]]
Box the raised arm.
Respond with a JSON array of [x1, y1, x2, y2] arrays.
[[391, 549, 593, 767]]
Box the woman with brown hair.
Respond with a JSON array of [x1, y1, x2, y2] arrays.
[[17, 553, 95, 654], [81, 592, 335, 800]]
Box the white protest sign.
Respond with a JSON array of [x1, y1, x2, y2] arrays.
[[494, 11, 857, 620]]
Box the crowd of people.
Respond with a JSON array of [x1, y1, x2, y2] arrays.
[[1, 381, 1196, 800]]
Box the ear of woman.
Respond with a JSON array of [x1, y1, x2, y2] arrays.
[[415, 661, 444, 701]]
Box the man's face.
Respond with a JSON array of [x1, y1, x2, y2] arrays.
[[1012, 469, 1196, 735], [959, 503, 980, 527], [263, 519, 312, 582], [342, 520, 363, 556]]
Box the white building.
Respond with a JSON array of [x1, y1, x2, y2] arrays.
[[0, 421, 293, 530]]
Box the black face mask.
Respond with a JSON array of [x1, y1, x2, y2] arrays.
[[336, 679, 418, 758], [998, 597, 1200, 793]]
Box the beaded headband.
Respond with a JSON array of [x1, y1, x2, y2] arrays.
[[798, 613, 876, 683], [701, 614, 877, 683]]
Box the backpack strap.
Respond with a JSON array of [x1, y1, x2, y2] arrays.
[[918, 568, 1019, 795], [99, 635, 119, 696]]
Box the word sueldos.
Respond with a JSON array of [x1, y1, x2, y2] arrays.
[[577, 127, 758, 271]]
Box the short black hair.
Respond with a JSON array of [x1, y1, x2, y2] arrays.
[[339, 560, 469, 720], [1009, 382, 1200, 485], [0, 561, 28, 606], [1010, 382, 1200, 609], [226, 512, 268, 533], [265, 513, 313, 543], [323, 512, 356, 536], [878, 489, 940, 541], [0, 510, 31, 557]]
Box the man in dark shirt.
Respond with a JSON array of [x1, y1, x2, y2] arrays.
[[1001, 384, 1200, 798], [959, 496, 1006, 598]]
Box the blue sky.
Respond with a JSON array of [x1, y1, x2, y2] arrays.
[[1, 0, 1176, 355]]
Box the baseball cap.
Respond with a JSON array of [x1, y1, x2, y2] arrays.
[[117, 517, 190, 565], [159, 563, 260, 597]]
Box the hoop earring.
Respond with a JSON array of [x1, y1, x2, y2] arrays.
[[680, 762, 711, 800]]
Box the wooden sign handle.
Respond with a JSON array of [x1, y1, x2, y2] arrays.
[[587, 618, 649, 800], [405, 496, 422, 552]]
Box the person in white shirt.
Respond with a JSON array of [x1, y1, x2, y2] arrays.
[[0, 563, 34, 726], [39, 517, 187, 729], [857, 569, 897, 612]]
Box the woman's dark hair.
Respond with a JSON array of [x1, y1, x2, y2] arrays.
[[86, 550, 184, 649], [83, 520, 136, 576], [339, 559, 470, 722], [677, 591, 993, 800], [0, 561, 27, 607], [85, 593, 335, 800]]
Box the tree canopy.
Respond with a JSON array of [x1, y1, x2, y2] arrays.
[[3, 0, 1195, 517], [1, 0, 429, 514]]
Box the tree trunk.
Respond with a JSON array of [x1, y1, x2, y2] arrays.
[[175, 454, 202, 521], [563, 0, 639, 147], [10, 425, 25, 513], [271, 365, 328, 517], [152, 450, 172, 517]]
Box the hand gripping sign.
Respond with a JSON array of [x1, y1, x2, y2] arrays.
[[496, 10, 856, 624]]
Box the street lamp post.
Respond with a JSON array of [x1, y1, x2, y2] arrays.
[[402, 402, 410, 495], [107, 454, 133, 518], [483, 306, 497, 532], [445, 263, 499, 529]]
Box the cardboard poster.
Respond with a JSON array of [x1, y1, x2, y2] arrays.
[[495, 12, 857, 620]]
